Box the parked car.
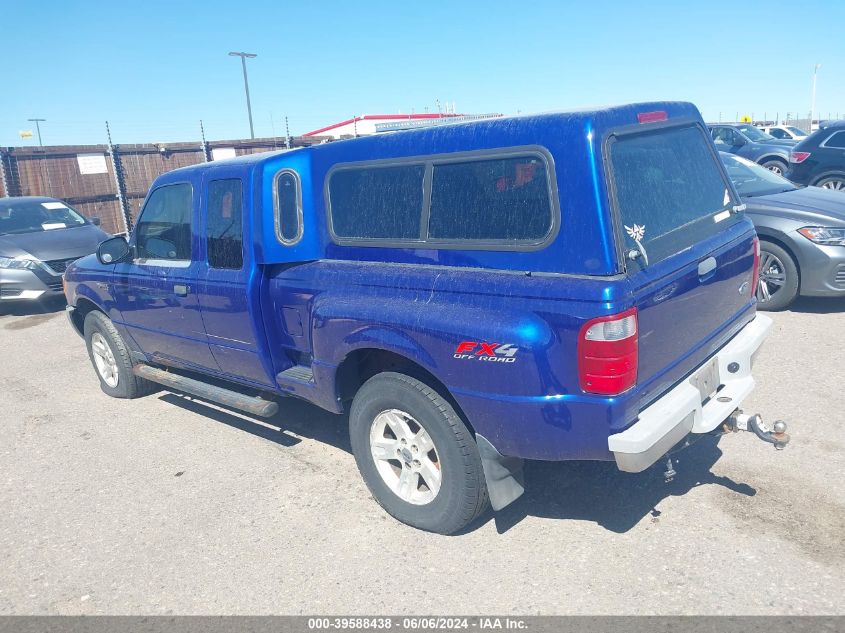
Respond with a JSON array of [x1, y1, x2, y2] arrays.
[[709, 123, 795, 175], [785, 120, 845, 192], [721, 152, 845, 310], [64, 102, 787, 534], [759, 125, 809, 142], [0, 197, 108, 305]]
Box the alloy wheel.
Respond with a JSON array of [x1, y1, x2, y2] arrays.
[[757, 251, 787, 303], [820, 179, 845, 191], [91, 332, 120, 388], [369, 409, 442, 505]]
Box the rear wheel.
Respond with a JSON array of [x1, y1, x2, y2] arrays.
[[84, 311, 156, 398], [814, 175, 845, 192], [349, 372, 489, 534], [760, 159, 788, 176], [756, 241, 799, 311]]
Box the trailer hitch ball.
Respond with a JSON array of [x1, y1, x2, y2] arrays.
[[772, 420, 789, 450], [724, 411, 790, 450]]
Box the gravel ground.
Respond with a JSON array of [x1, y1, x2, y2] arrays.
[[0, 297, 843, 615]]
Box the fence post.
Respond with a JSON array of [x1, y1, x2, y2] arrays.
[[200, 120, 211, 162], [1, 150, 21, 197], [106, 121, 132, 235], [0, 149, 8, 198]]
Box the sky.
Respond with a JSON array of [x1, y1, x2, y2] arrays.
[[1, 0, 843, 147]]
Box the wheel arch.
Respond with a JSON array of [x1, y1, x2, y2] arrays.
[[757, 233, 802, 292], [69, 296, 104, 336], [335, 346, 476, 436], [810, 171, 845, 187], [756, 154, 789, 167]]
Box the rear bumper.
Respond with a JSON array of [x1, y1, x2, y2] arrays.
[[608, 313, 772, 473], [0, 267, 64, 301]]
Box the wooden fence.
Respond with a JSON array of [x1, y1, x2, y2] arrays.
[[0, 135, 329, 235]]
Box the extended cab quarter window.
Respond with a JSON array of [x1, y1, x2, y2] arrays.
[[135, 183, 193, 261], [275, 171, 302, 244], [207, 179, 244, 269], [428, 155, 552, 241], [329, 164, 424, 240]]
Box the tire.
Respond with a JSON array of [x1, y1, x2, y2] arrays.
[[760, 159, 788, 176], [83, 311, 156, 398], [349, 372, 489, 534], [813, 174, 845, 192], [756, 241, 799, 311]]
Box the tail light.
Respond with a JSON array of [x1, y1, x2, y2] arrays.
[[790, 151, 811, 164], [578, 308, 638, 395], [750, 236, 761, 299]]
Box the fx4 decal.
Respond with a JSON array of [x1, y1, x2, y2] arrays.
[[454, 341, 519, 364]]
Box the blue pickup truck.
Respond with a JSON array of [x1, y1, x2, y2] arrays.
[[64, 102, 788, 534]]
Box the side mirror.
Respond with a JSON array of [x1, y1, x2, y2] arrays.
[[89, 217, 101, 226], [732, 136, 747, 147], [97, 235, 132, 265]]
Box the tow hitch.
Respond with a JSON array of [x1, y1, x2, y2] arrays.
[[722, 410, 790, 450], [661, 411, 789, 483]]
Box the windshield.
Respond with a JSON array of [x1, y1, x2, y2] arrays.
[[610, 125, 741, 268], [720, 153, 796, 198], [785, 126, 808, 137], [735, 125, 775, 141], [0, 200, 88, 235]]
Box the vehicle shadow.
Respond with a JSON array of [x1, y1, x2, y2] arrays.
[[0, 296, 66, 318], [157, 392, 352, 454], [483, 434, 756, 535], [157, 391, 753, 536], [785, 296, 845, 314]]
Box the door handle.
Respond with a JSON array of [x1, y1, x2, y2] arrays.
[[698, 257, 717, 279], [173, 284, 189, 297]]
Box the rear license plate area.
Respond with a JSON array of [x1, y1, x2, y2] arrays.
[[690, 356, 721, 403]]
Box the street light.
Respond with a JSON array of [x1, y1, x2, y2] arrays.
[[228, 51, 257, 139], [27, 118, 46, 146], [810, 63, 822, 133]]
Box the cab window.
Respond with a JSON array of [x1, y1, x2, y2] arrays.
[[135, 183, 193, 261], [206, 179, 244, 269], [712, 127, 739, 146]]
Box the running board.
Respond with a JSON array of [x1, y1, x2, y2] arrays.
[[133, 365, 279, 418]]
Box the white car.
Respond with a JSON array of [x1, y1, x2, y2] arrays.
[[759, 125, 809, 141]]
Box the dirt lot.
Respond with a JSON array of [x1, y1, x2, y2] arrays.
[[1, 297, 843, 615]]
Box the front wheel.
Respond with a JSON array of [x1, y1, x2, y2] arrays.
[[83, 311, 156, 398], [349, 372, 489, 534], [756, 241, 799, 311]]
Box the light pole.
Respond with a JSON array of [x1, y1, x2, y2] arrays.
[[27, 118, 46, 146], [228, 51, 257, 139], [810, 63, 822, 133]]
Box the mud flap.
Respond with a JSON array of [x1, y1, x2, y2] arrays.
[[476, 434, 525, 511]]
